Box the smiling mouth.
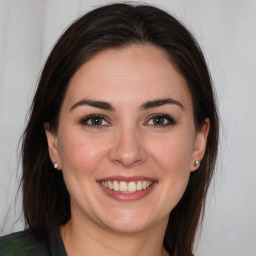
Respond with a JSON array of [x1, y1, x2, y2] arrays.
[[100, 180, 153, 193]]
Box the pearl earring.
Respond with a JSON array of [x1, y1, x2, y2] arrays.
[[53, 163, 58, 169], [194, 160, 200, 168]]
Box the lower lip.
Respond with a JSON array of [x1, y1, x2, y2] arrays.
[[98, 182, 156, 201]]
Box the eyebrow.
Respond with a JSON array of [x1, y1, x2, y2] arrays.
[[140, 98, 184, 111], [70, 98, 184, 112], [70, 99, 114, 111]]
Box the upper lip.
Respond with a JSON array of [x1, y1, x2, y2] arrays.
[[97, 176, 158, 182]]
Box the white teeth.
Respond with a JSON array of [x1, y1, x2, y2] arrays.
[[142, 181, 147, 189], [120, 181, 127, 192], [113, 181, 119, 191], [108, 181, 113, 189], [128, 181, 137, 192], [101, 180, 153, 193], [137, 181, 142, 191]]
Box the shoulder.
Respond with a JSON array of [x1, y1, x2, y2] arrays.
[[0, 229, 50, 256]]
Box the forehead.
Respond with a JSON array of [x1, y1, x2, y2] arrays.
[[64, 45, 192, 110]]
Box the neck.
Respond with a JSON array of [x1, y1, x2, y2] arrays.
[[60, 215, 169, 256]]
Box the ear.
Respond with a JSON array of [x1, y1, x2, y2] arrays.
[[44, 123, 62, 170], [190, 118, 210, 172]]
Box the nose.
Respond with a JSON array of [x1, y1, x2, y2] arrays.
[[108, 126, 147, 168]]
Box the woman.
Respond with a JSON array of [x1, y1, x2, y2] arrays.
[[0, 3, 218, 256]]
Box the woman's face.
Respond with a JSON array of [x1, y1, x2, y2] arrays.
[[46, 45, 209, 234]]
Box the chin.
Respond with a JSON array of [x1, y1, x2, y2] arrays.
[[99, 209, 162, 234], [105, 220, 152, 234]]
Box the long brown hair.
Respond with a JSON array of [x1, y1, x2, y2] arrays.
[[21, 3, 219, 255]]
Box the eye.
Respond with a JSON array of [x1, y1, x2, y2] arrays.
[[80, 114, 110, 128], [146, 114, 176, 127]]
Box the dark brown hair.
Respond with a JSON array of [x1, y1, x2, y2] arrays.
[[21, 3, 219, 256]]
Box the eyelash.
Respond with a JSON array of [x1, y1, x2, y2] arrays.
[[80, 114, 110, 128], [80, 114, 176, 128], [145, 114, 176, 127]]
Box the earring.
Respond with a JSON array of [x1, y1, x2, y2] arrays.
[[195, 160, 200, 168], [53, 163, 58, 169]]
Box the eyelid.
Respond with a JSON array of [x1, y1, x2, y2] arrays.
[[79, 113, 176, 128], [80, 114, 111, 128], [145, 113, 176, 126]]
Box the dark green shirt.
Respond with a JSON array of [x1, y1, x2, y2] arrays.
[[0, 229, 67, 256]]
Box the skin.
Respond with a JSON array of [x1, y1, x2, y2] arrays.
[[45, 45, 209, 256]]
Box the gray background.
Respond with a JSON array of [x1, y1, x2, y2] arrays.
[[0, 0, 255, 255]]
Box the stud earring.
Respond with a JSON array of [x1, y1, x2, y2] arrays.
[[53, 163, 58, 169], [194, 160, 200, 168]]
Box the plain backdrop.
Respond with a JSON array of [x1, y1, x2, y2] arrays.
[[0, 0, 255, 255]]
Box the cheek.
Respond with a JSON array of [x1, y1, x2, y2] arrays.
[[57, 129, 107, 177], [57, 129, 110, 206], [149, 131, 194, 174], [148, 132, 194, 210], [157, 140, 191, 190]]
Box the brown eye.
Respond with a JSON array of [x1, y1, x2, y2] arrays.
[[146, 114, 176, 127], [90, 117, 103, 125], [152, 116, 166, 125], [80, 114, 110, 128]]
